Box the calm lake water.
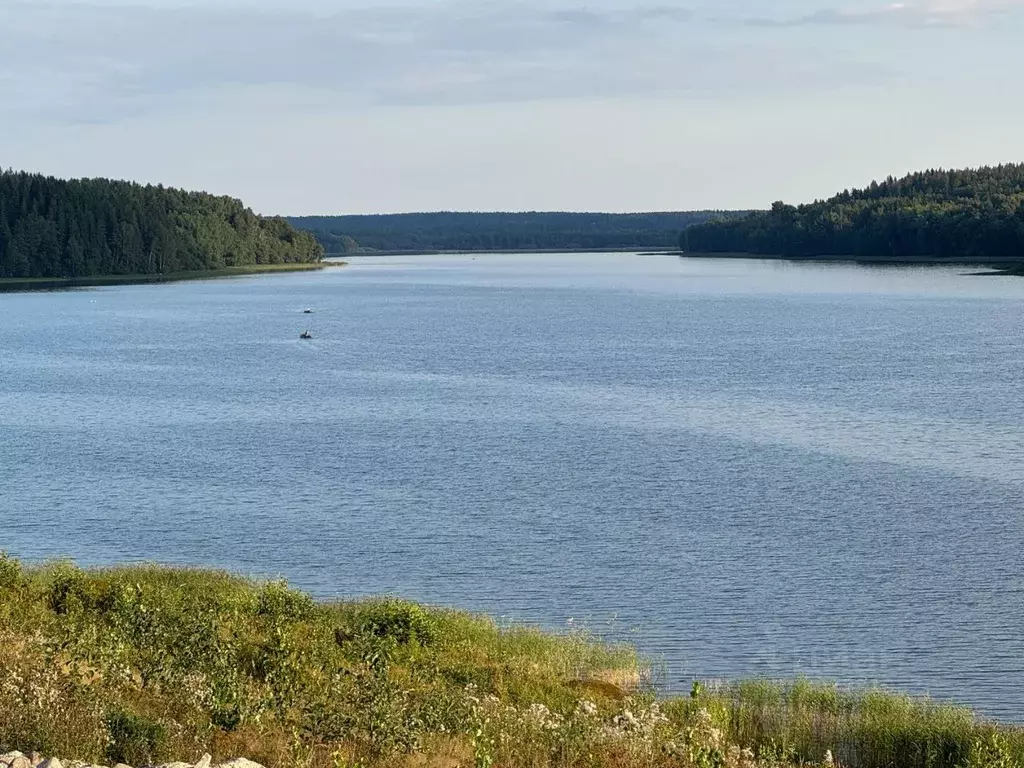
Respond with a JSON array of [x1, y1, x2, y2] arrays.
[[1, 254, 1023, 719]]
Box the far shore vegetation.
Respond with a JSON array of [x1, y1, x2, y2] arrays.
[[684, 164, 1024, 263], [286, 212, 749, 255], [1, 556, 1021, 768], [0, 170, 324, 282], [678, 252, 1024, 267]]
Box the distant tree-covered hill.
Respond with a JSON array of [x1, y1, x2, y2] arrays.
[[288, 211, 741, 254], [0, 170, 323, 279], [684, 164, 1024, 260]]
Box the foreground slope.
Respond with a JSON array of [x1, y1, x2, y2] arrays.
[[1, 557, 1021, 768], [0, 171, 323, 279], [685, 164, 1024, 261]]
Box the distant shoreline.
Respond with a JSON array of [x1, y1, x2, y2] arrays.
[[333, 247, 678, 257], [679, 251, 1024, 268], [0, 262, 345, 293], [324, 247, 1024, 269]]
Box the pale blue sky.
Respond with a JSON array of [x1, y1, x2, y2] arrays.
[[2, 0, 1022, 214]]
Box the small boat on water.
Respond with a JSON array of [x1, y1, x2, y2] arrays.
[[303, 308, 314, 314], [300, 330, 313, 340]]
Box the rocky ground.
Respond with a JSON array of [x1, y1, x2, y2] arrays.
[[0, 754, 264, 768]]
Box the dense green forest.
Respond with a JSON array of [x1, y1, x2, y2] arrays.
[[0, 170, 323, 279], [684, 164, 1024, 260], [289, 211, 740, 253]]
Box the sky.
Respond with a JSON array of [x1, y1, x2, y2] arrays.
[[2, 0, 1023, 214]]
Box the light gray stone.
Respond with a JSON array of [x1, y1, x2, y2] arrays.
[[38, 759, 64, 768], [213, 760, 265, 768], [112, 764, 133, 768], [10, 757, 32, 768], [154, 763, 192, 768], [194, 755, 211, 768], [1, 755, 25, 766]]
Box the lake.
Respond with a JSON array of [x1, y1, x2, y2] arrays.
[[1, 253, 1022, 720]]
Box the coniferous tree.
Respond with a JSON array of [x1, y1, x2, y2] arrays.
[[0, 169, 324, 279], [685, 163, 1024, 260], [287, 211, 747, 254]]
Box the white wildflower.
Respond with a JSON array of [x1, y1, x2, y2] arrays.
[[614, 709, 641, 731], [576, 699, 599, 718], [528, 703, 551, 719], [525, 702, 563, 730]]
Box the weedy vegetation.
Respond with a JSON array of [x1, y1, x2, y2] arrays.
[[0, 554, 1021, 768]]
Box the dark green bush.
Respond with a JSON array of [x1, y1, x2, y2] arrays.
[[0, 552, 22, 589], [357, 599, 438, 646], [257, 579, 315, 622], [47, 562, 90, 615], [104, 710, 168, 766]]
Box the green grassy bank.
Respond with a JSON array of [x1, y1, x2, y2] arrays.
[[0, 263, 345, 293], [0, 556, 1020, 768]]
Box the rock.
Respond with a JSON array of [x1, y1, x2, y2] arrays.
[[38, 759, 64, 768], [154, 763, 192, 768], [29, 755, 43, 768], [67, 762, 88, 768], [213, 760, 265, 768], [112, 764, 134, 768], [194, 755, 211, 768], [1, 754, 25, 766], [10, 757, 32, 768]]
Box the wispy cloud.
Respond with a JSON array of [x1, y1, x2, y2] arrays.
[[755, 0, 1024, 27], [0, 1, 888, 123], [4, 0, 1023, 214]]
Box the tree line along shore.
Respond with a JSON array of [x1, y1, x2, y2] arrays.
[[1, 556, 1021, 768], [683, 164, 1024, 263], [4, 165, 1024, 283], [286, 212, 742, 255], [0, 171, 323, 283]]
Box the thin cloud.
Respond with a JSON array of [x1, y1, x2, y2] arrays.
[[0, 1, 693, 121], [0, 0, 870, 122], [771, 0, 1024, 27]]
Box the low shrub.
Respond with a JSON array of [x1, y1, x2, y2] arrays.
[[105, 710, 168, 766]]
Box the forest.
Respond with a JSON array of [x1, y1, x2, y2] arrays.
[[684, 164, 1024, 260], [289, 211, 739, 253], [0, 170, 323, 279]]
